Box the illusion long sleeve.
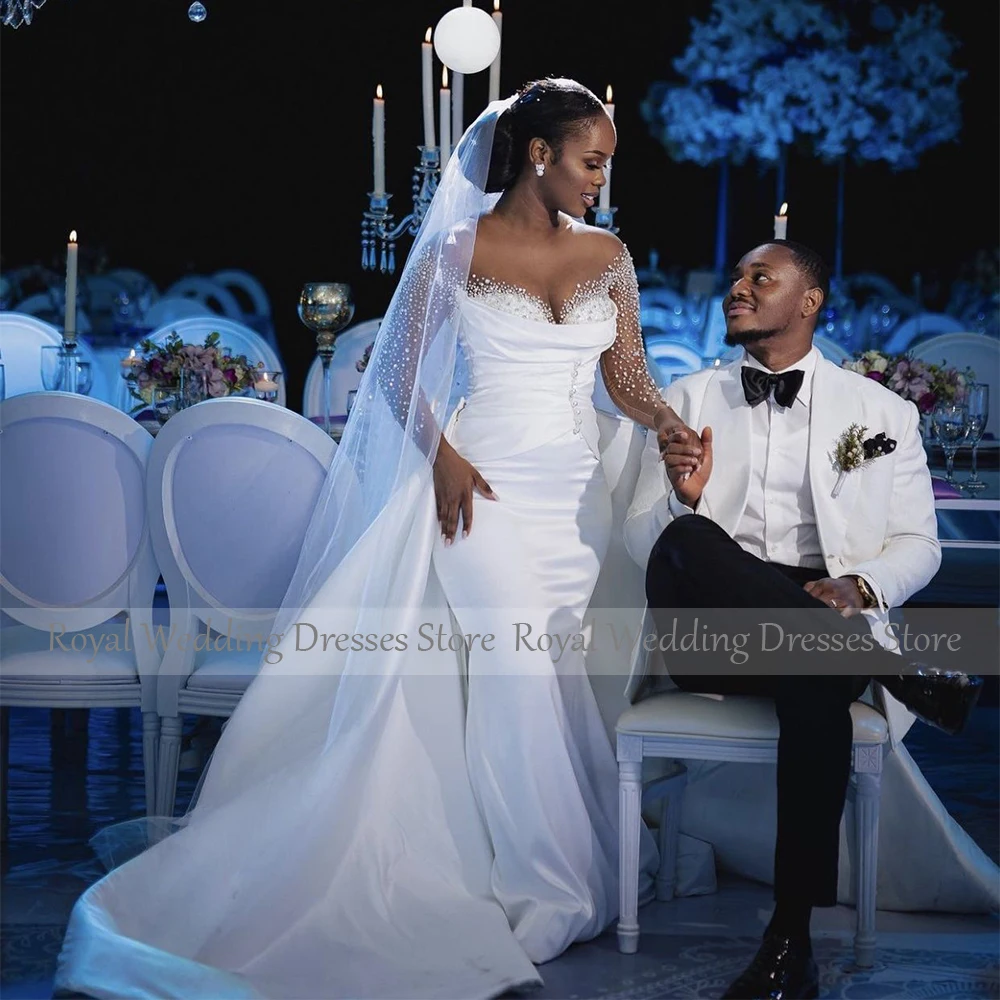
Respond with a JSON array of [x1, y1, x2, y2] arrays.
[[599, 247, 675, 430]]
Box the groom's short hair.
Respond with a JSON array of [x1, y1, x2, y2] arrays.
[[766, 239, 831, 305]]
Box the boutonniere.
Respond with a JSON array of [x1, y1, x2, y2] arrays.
[[831, 425, 897, 497]]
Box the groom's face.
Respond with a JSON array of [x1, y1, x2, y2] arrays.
[[722, 245, 809, 346]]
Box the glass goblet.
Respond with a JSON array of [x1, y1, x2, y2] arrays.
[[40, 345, 66, 390], [962, 383, 990, 493], [297, 282, 355, 436], [73, 361, 93, 396], [931, 401, 970, 485]]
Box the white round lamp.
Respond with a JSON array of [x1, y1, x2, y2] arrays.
[[433, 6, 501, 75]]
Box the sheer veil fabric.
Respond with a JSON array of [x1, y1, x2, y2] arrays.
[[55, 97, 649, 999]]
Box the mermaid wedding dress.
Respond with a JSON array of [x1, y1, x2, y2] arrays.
[[55, 247, 662, 999]]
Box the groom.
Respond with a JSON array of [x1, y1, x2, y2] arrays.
[[624, 240, 981, 999]]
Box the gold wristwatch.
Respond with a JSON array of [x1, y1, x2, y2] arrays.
[[850, 575, 879, 609]]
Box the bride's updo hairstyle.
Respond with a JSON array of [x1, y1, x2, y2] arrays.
[[485, 77, 607, 193]]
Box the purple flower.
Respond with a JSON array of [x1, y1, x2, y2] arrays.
[[917, 391, 937, 413], [865, 370, 884, 383]]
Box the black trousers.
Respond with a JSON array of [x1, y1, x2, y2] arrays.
[[645, 514, 876, 907]]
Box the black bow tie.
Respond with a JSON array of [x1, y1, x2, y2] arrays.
[[741, 366, 805, 408]]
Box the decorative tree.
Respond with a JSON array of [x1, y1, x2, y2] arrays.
[[642, 0, 846, 276], [812, 5, 965, 282], [644, 0, 964, 284]]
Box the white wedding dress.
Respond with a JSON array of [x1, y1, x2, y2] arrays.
[[55, 251, 659, 999]]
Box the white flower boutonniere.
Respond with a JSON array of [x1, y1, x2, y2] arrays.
[[831, 424, 897, 498]]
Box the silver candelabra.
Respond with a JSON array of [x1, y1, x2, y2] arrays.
[[361, 146, 441, 274], [361, 145, 619, 274]]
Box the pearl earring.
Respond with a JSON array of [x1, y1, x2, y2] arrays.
[[534, 162, 545, 177]]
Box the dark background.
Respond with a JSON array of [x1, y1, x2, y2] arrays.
[[1, 0, 997, 407]]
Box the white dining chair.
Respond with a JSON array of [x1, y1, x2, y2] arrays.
[[141, 296, 216, 328], [162, 276, 243, 320], [0, 393, 161, 821], [302, 317, 382, 420], [0, 312, 111, 403], [119, 316, 286, 409], [11, 294, 93, 336], [616, 692, 887, 967], [911, 332, 1000, 440], [883, 313, 965, 355], [211, 270, 277, 349], [643, 335, 704, 385], [147, 397, 336, 816]]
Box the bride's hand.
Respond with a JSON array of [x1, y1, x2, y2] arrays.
[[433, 438, 497, 544], [654, 406, 702, 471]]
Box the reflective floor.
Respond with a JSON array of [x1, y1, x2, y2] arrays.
[[1, 704, 997, 999]]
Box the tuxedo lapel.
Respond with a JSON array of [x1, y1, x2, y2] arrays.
[[809, 360, 863, 560], [700, 364, 752, 537]]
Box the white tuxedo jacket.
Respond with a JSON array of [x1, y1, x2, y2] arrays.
[[623, 354, 942, 746]]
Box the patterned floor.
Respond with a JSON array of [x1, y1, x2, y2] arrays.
[[1, 704, 997, 999]]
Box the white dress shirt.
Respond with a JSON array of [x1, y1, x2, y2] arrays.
[[669, 347, 824, 569]]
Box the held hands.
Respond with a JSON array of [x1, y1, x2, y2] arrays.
[[433, 437, 497, 544], [803, 577, 864, 618], [660, 423, 713, 508]]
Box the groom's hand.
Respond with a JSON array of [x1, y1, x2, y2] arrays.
[[662, 426, 713, 508], [803, 576, 864, 617]]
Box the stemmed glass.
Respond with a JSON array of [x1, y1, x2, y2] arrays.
[[962, 384, 990, 493], [931, 401, 970, 485], [297, 283, 355, 437], [40, 345, 66, 390]]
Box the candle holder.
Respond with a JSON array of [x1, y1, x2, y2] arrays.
[[361, 145, 441, 275], [297, 283, 355, 437], [592, 205, 619, 235]]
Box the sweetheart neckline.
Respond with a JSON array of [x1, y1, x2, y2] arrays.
[[459, 287, 619, 328]]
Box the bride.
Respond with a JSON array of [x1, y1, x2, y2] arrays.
[[55, 79, 691, 998]]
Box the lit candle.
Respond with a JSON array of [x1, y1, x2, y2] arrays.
[[422, 28, 435, 149], [439, 67, 451, 169], [773, 201, 788, 240], [488, 1, 502, 103], [64, 230, 78, 340], [120, 348, 141, 372], [599, 86, 614, 211], [372, 84, 385, 198], [254, 375, 279, 392]]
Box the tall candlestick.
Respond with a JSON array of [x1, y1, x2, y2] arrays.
[[372, 84, 385, 198], [64, 230, 78, 339], [600, 86, 615, 211], [422, 28, 435, 149], [439, 67, 452, 169], [774, 201, 788, 240], [488, 1, 503, 103]]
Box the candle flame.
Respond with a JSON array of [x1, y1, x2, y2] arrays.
[[376, 84, 383, 100], [69, 230, 77, 243], [129, 348, 136, 359], [606, 85, 613, 103], [425, 27, 432, 42], [779, 202, 788, 216], [442, 66, 449, 88]]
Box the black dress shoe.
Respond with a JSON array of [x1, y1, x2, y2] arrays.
[[721, 933, 818, 999], [882, 665, 983, 736]]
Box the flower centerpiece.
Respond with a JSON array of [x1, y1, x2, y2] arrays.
[[356, 342, 374, 373], [127, 331, 264, 414], [843, 349, 973, 413]]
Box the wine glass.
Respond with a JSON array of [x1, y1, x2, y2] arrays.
[[0, 362, 5, 402], [40, 345, 66, 390], [962, 384, 990, 493], [74, 361, 93, 396], [297, 283, 355, 436], [931, 401, 970, 485]]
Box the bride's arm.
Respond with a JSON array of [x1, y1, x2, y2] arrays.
[[600, 245, 686, 436]]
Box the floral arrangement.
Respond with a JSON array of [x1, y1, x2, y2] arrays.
[[843, 349, 973, 413], [127, 331, 263, 410], [356, 342, 374, 374]]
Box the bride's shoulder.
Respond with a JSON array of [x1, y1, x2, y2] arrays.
[[565, 219, 631, 268]]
